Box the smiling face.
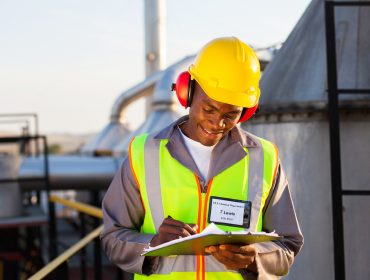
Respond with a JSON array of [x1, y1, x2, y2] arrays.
[[180, 82, 243, 146]]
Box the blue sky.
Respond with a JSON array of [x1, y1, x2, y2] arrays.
[[0, 0, 311, 134]]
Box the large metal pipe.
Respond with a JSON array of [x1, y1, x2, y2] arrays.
[[144, 0, 166, 77], [18, 155, 123, 190], [144, 0, 166, 116]]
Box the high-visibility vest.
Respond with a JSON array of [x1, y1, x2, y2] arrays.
[[129, 133, 278, 280]]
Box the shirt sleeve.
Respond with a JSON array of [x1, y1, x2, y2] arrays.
[[100, 158, 156, 274], [250, 161, 304, 279]]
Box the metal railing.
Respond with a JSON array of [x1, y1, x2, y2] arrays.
[[28, 195, 103, 280], [0, 135, 56, 262], [0, 113, 40, 155]]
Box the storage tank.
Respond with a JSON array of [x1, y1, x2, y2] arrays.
[[0, 153, 22, 218], [80, 121, 131, 156], [242, 0, 370, 279]]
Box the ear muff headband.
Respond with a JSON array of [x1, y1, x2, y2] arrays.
[[187, 79, 195, 107]]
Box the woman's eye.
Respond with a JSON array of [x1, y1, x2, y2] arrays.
[[203, 108, 213, 113]]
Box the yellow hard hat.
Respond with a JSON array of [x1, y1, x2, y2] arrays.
[[188, 37, 260, 108]]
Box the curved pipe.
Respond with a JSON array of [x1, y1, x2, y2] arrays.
[[110, 55, 195, 123], [110, 71, 164, 122]]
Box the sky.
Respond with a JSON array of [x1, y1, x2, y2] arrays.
[[0, 0, 311, 135]]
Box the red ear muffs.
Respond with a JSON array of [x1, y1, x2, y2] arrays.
[[171, 71, 194, 108], [238, 104, 259, 123]]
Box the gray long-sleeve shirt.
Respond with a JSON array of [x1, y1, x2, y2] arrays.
[[101, 116, 304, 279]]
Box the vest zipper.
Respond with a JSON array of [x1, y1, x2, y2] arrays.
[[195, 175, 214, 280]]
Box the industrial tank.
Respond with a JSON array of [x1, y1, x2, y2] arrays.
[[80, 121, 131, 156], [242, 0, 370, 279], [0, 153, 22, 217]]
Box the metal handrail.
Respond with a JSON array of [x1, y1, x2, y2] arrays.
[[27, 196, 103, 280], [0, 113, 40, 154], [49, 195, 103, 219], [27, 225, 103, 280]]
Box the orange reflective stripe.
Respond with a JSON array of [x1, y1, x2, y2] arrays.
[[197, 255, 204, 280], [201, 256, 205, 280], [272, 143, 279, 183], [200, 179, 214, 280], [196, 255, 200, 280], [194, 175, 202, 280], [195, 175, 202, 233], [128, 137, 145, 212], [202, 179, 214, 230], [194, 176, 213, 280], [128, 137, 140, 191], [193, 178, 215, 280]]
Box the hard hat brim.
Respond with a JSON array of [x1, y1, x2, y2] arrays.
[[191, 73, 260, 108]]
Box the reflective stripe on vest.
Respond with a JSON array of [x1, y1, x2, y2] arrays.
[[129, 133, 278, 280]]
